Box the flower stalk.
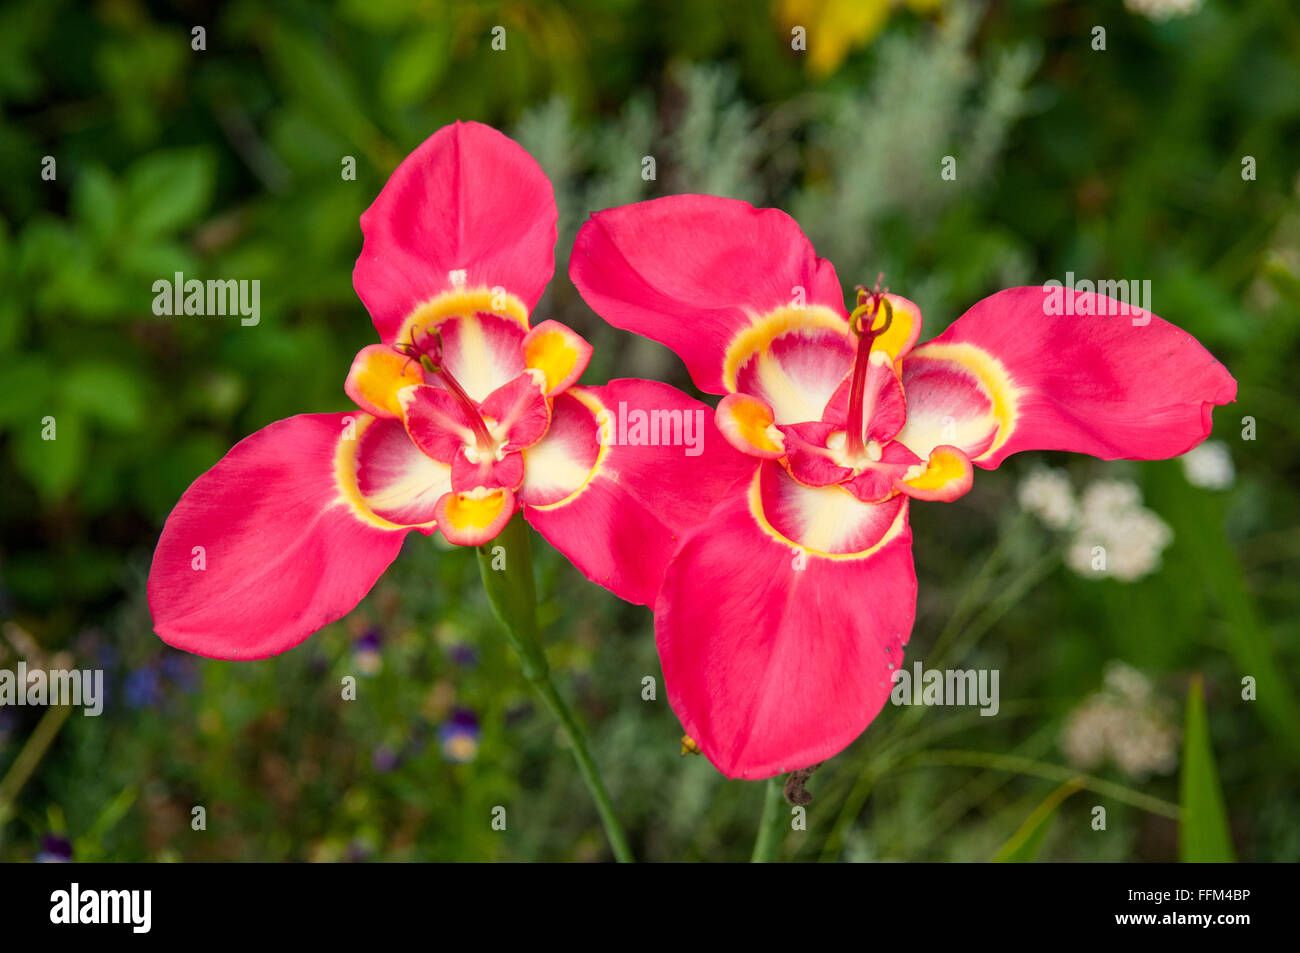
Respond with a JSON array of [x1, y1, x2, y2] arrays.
[[750, 776, 788, 862], [475, 514, 634, 863]]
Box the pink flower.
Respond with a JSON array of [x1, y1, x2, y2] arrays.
[[570, 194, 1237, 779], [148, 124, 749, 660]]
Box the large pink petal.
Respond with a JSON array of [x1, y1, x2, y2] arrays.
[[897, 286, 1237, 466], [148, 413, 433, 660], [656, 462, 917, 778], [353, 121, 558, 342], [520, 379, 754, 606], [570, 195, 848, 394]]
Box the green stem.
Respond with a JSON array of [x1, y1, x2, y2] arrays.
[[0, 704, 72, 828], [475, 514, 634, 863], [750, 776, 787, 862]]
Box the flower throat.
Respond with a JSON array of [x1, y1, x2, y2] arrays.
[[393, 326, 496, 452]]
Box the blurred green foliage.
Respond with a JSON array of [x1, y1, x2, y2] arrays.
[[1, 0, 1299, 861], [1180, 676, 1235, 862]]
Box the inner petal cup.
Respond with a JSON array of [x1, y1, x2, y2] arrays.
[[727, 309, 855, 424]]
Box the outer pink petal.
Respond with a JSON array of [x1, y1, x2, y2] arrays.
[[520, 378, 755, 606], [148, 414, 411, 660], [899, 286, 1237, 467], [656, 464, 917, 779], [353, 121, 558, 341], [570, 195, 848, 394]]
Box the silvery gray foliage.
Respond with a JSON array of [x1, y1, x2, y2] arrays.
[[792, 4, 1039, 304], [663, 63, 763, 202], [512, 12, 1036, 380]]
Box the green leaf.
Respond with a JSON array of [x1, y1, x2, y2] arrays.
[[74, 787, 139, 861], [12, 408, 86, 501], [72, 165, 121, 244], [1148, 462, 1300, 762], [0, 298, 20, 353], [0, 355, 49, 424], [123, 148, 214, 238], [1179, 676, 1235, 862], [0, 213, 10, 268], [338, 0, 421, 30], [119, 240, 197, 286], [15, 217, 77, 278], [382, 27, 451, 108], [992, 778, 1084, 862], [130, 432, 226, 523], [1262, 253, 1300, 308], [62, 361, 147, 431], [265, 27, 380, 161]]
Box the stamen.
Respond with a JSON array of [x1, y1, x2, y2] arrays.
[[844, 285, 893, 459], [394, 327, 496, 451]]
